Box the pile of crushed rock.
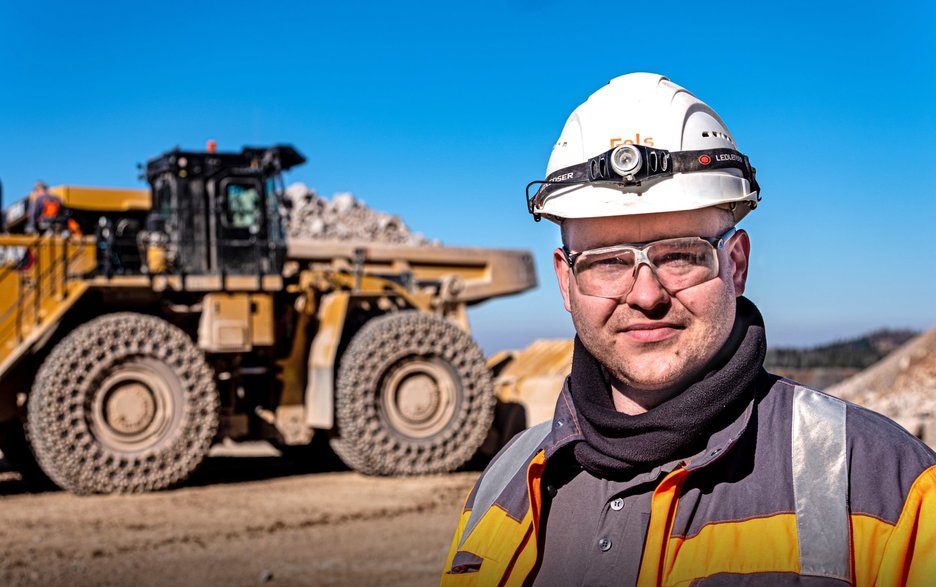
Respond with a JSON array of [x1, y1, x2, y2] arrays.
[[828, 325, 936, 446], [282, 183, 433, 246]]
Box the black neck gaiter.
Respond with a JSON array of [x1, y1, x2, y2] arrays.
[[569, 296, 768, 480]]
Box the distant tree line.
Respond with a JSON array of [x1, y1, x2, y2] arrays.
[[765, 329, 919, 370]]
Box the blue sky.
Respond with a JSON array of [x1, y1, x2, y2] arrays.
[[2, 1, 934, 353]]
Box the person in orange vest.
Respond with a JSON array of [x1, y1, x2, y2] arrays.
[[442, 73, 935, 586], [26, 181, 67, 234]]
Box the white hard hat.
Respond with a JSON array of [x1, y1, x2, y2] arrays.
[[527, 73, 760, 223]]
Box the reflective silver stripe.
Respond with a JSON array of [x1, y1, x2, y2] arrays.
[[792, 386, 850, 581], [459, 420, 552, 550]]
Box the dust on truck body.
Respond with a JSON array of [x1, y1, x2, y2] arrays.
[[0, 145, 536, 494]]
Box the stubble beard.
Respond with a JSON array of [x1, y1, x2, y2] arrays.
[[570, 289, 736, 395]]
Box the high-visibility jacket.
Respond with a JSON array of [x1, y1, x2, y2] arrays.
[[442, 377, 936, 586], [28, 192, 66, 233], [39, 195, 63, 219]]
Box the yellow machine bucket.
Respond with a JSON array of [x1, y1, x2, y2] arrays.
[[488, 339, 573, 428], [0, 235, 97, 378]]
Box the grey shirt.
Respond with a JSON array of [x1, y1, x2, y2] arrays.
[[531, 459, 684, 587]]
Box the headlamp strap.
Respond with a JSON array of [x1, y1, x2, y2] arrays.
[[546, 146, 755, 185], [671, 149, 759, 193], [529, 145, 759, 218]]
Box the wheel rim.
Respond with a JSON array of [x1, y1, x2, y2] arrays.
[[90, 358, 178, 453], [381, 357, 458, 440]]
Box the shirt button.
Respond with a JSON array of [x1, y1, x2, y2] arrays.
[[610, 498, 624, 511], [597, 537, 612, 552]]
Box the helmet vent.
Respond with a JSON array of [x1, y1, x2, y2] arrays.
[[702, 130, 735, 145]]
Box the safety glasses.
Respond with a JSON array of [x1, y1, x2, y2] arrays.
[[562, 227, 740, 298]]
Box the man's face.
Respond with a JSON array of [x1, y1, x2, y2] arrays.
[[553, 207, 750, 395]]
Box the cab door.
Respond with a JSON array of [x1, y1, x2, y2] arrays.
[[216, 177, 269, 275]]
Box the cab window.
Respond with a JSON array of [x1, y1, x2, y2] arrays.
[[154, 176, 174, 219], [225, 184, 261, 229]]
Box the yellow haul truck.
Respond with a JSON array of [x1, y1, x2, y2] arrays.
[[0, 146, 536, 494]]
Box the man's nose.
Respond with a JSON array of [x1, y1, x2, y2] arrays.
[[623, 263, 670, 310]]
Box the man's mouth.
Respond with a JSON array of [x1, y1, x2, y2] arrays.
[[620, 323, 683, 343]]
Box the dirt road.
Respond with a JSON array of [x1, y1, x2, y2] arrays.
[[0, 443, 477, 587]]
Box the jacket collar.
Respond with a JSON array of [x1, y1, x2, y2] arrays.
[[542, 377, 757, 473]]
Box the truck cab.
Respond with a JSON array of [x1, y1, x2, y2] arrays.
[[143, 145, 304, 277]]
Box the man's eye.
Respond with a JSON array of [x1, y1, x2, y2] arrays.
[[588, 256, 633, 270], [655, 252, 704, 266]]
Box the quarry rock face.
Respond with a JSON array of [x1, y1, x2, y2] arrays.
[[828, 326, 936, 446], [283, 183, 433, 246]]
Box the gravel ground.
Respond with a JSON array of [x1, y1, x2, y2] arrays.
[[0, 445, 476, 587]]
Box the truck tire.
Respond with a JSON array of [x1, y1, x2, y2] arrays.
[[331, 311, 495, 475], [26, 313, 219, 494]]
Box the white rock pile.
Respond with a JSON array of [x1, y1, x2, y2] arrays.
[[283, 183, 433, 246]]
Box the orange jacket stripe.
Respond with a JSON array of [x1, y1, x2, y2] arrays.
[[637, 468, 689, 587], [876, 464, 936, 587], [513, 452, 547, 583]]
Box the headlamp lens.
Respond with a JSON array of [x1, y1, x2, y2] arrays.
[[610, 145, 641, 176]]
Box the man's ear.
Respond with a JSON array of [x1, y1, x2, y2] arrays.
[[553, 247, 573, 313], [728, 230, 751, 296]]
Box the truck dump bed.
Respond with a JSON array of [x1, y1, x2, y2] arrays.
[[287, 239, 537, 304]]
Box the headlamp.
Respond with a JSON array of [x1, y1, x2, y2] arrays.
[[526, 145, 759, 220]]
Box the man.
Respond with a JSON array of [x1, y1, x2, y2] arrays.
[[26, 181, 66, 234], [442, 73, 936, 586]]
